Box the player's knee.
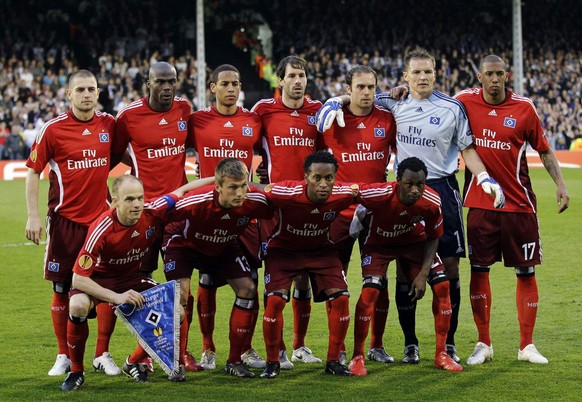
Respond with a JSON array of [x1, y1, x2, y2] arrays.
[[428, 270, 449, 287], [199, 273, 216, 288], [326, 290, 349, 301], [293, 288, 311, 300], [68, 315, 87, 325], [362, 275, 386, 290], [470, 265, 491, 273], [53, 281, 70, 295], [234, 296, 255, 311], [515, 266, 535, 277]]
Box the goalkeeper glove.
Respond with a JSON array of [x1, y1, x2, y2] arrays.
[[477, 172, 506, 209], [315, 97, 345, 133]]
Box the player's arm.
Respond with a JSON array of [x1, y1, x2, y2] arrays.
[[461, 145, 505, 208], [409, 237, 439, 301], [539, 148, 569, 213], [25, 168, 43, 244], [73, 273, 146, 307], [171, 176, 215, 198]]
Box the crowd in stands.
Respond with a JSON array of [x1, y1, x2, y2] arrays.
[[1, 0, 580, 159]]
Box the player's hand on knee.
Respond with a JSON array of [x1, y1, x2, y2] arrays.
[[316, 97, 345, 133], [409, 279, 426, 301], [477, 172, 506, 209]]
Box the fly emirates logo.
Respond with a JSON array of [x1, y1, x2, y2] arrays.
[[108, 247, 149, 265], [67, 149, 107, 170], [376, 223, 414, 238], [147, 138, 186, 159], [203, 138, 249, 159], [474, 128, 511, 150], [287, 222, 329, 237], [342, 142, 385, 163], [273, 127, 315, 147]]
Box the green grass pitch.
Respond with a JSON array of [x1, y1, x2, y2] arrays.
[[0, 168, 580, 401]]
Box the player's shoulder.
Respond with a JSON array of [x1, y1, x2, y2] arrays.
[[420, 185, 442, 207], [268, 180, 304, 196], [251, 97, 276, 113], [88, 210, 116, 237], [372, 103, 394, 116], [35, 113, 71, 143], [508, 90, 537, 112], [94, 110, 116, 122], [431, 90, 465, 108], [454, 87, 481, 101], [174, 97, 193, 111], [176, 186, 215, 207], [303, 97, 323, 110], [359, 182, 394, 198], [246, 189, 269, 205], [237, 106, 262, 122], [115, 98, 146, 119]]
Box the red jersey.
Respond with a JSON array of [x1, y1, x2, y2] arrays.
[[164, 185, 271, 256], [113, 97, 193, 198], [322, 104, 396, 183], [252, 97, 323, 181], [357, 182, 443, 248], [189, 106, 262, 178], [455, 88, 550, 213], [264, 180, 355, 251], [26, 111, 115, 226], [73, 195, 176, 282]]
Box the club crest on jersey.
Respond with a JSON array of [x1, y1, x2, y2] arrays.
[[242, 127, 253, 137], [410, 215, 425, 224], [307, 116, 316, 125], [99, 133, 109, 142], [374, 128, 385, 137], [237, 216, 250, 226], [146, 227, 155, 239], [164, 261, 176, 272], [48, 261, 60, 272], [503, 117, 517, 128], [177, 121, 187, 131], [429, 116, 441, 125], [78, 255, 93, 270], [264, 274, 270, 284], [362, 256, 372, 266], [323, 211, 336, 220]]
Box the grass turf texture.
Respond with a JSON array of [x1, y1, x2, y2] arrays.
[[0, 168, 580, 401]]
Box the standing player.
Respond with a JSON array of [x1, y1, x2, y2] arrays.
[[456, 55, 569, 365], [259, 151, 357, 379], [162, 158, 272, 378], [316, 47, 504, 364], [112, 61, 201, 371], [25, 70, 121, 377], [348, 157, 463, 375], [185, 64, 264, 370], [321, 65, 396, 366], [251, 55, 324, 367], [60, 174, 210, 391]]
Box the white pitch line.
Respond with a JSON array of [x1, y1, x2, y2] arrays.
[[0, 241, 47, 248]]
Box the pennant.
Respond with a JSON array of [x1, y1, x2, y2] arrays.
[[115, 280, 180, 375]]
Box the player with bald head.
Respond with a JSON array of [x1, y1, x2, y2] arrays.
[[112, 61, 200, 371]]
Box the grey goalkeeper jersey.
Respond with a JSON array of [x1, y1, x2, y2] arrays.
[[375, 90, 473, 180]]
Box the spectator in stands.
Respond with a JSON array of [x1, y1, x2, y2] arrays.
[[3, 123, 25, 159]]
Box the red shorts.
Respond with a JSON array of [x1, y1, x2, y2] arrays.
[[330, 208, 359, 265], [467, 209, 542, 267], [264, 247, 348, 302], [70, 275, 158, 310], [362, 243, 445, 283], [163, 243, 253, 283], [238, 220, 262, 269], [44, 211, 88, 283]]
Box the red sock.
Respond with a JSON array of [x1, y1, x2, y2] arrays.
[[67, 318, 88, 372], [243, 293, 260, 351], [353, 287, 378, 358], [264, 296, 286, 362], [431, 281, 451, 355], [184, 291, 194, 350], [470, 270, 492, 346], [292, 297, 311, 350], [51, 292, 69, 355], [179, 318, 189, 362], [95, 302, 116, 357], [129, 344, 148, 364], [516, 275, 538, 349], [197, 286, 216, 352], [370, 287, 389, 349], [327, 295, 350, 362], [228, 301, 254, 363]]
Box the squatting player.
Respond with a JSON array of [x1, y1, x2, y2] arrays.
[[348, 157, 463, 376], [259, 151, 358, 379]]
